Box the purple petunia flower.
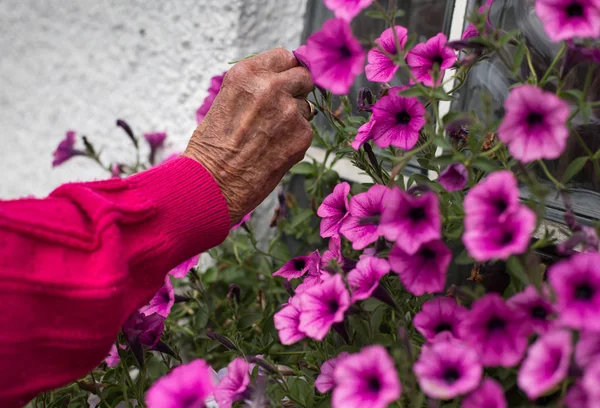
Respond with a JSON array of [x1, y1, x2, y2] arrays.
[[104, 344, 121, 368], [169, 254, 200, 279], [351, 119, 375, 150], [498, 85, 570, 163], [214, 358, 251, 408], [414, 336, 482, 400], [388, 240, 451, 296], [459, 293, 528, 367], [273, 252, 317, 280], [379, 188, 441, 253], [332, 345, 401, 408], [575, 331, 600, 369], [518, 329, 573, 400], [463, 170, 521, 229], [507, 285, 555, 335], [318, 182, 351, 238], [304, 18, 365, 95], [145, 359, 215, 408], [565, 381, 591, 408], [347, 256, 390, 303], [298, 274, 351, 340], [413, 297, 468, 341], [296, 255, 329, 293], [323, 0, 374, 22], [123, 311, 165, 349], [583, 360, 600, 400], [548, 252, 600, 331], [461, 0, 495, 40], [139, 276, 175, 318], [144, 132, 167, 149], [370, 87, 427, 150], [462, 378, 507, 408], [340, 184, 387, 250], [197, 72, 225, 124], [273, 296, 306, 345], [315, 352, 349, 393], [535, 0, 600, 42], [365, 26, 408, 83], [439, 163, 468, 192], [52, 130, 85, 167], [463, 206, 536, 262], [406, 33, 457, 87], [321, 235, 345, 270]]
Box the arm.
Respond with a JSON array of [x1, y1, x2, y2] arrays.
[[0, 48, 314, 407]]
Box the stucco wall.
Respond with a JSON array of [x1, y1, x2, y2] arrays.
[[0, 0, 308, 199]]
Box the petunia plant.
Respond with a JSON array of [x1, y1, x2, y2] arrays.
[[43, 0, 600, 407]]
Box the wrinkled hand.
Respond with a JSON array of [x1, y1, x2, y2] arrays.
[[183, 48, 315, 226]]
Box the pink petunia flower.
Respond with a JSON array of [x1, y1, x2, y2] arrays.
[[169, 254, 200, 279], [459, 293, 529, 367], [370, 87, 427, 150], [406, 33, 457, 87], [379, 188, 441, 254], [332, 345, 401, 408], [144, 132, 167, 164], [498, 85, 570, 163], [351, 119, 375, 150], [413, 297, 468, 341], [366, 26, 408, 83], [462, 0, 495, 40], [518, 329, 573, 400], [104, 344, 122, 368], [575, 331, 600, 369], [315, 352, 349, 393], [340, 184, 387, 250], [462, 378, 507, 408], [197, 72, 225, 124], [296, 254, 329, 294], [232, 211, 253, 229], [583, 360, 600, 399], [304, 18, 365, 95], [388, 240, 451, 296], [507, 285, 555, 336], [347, 256, 390, 303], [463, 170, 521, 229], [463, 205, 536, 262], [52, 130, 85, 167], [413, 336, 482, 400], [214, 358, 251, 408], [273, 296, 306, 345], [439, 163, 468, 192], [321, 235, 345, 270], [146, 359, 215, 408], [323, 0, 374, 22], [318, 182, 351, 238], [139, 275, 175, 318], [273, 251, 319, 280], [535, 0, 600, 42], [565, 381, 591, 408], [298, 274, 351, 340], [548, 251, 600, 331]]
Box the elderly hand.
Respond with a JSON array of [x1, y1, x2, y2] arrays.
[[183, 48, 315, 226]]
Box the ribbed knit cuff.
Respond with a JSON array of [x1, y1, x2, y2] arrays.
[[127, 157, 230, 264]]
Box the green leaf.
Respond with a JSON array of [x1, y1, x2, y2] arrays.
[[471, 156, 500, 173], [397, 87, 428, 98], [393, 9, 406, 18], [559, 89, 584, 103], [288, 208, 314, 229], [442, 111, 467, 126], [288, 377, 314, 407], [506, 257, 529, 287], [513, 41, 525, 74], [561, 156, 588, 183], [290, 162, 316, 175], [365, 10, 386, 19], [430, 154, 456, 166], [455, 250, 475, 265], [433, 137, 452, 150], [431, 88, 453, 101]]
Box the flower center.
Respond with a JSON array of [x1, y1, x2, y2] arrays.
[[181, 396, 199, 408], [420, 247, 437, 260], [566, 2, 584, 17], [434, 322, 452, 334], [327, 299, 339, 314], [409, 207, 426, 221], [526, 112, 544, 126], [432, 55, 444, 67], [487, 316, 506, 331], [293, 259, 306, 271], [396, 111, 412, 125], [443, 368, 460, 384], [367, 376, 382, 392], [494, 199, 508, 214], [500, 231, 513, 245], [339, 45, 352, 58], [575, 283, 594, 300], [162, 291, 171, 303], [531, 305, 548, 319]]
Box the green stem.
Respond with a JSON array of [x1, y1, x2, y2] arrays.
[[481, 141, 504, 156], [524, 47, 538, 83], [537, 160, 564, 190], [539, 43, 567, 86], [90, 372, 113, 408]]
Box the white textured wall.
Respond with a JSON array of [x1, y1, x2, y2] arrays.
[[0, 0, 307, 199]]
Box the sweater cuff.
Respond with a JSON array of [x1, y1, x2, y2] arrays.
[[127, 157, 230, 263]]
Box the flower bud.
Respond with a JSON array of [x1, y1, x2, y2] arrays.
[[227, 283, 241, 304], [357, 87, 374, 112]]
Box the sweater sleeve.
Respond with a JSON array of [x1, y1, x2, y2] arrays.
[[0, 157, 230, 407]]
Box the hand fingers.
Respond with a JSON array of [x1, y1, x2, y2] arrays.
[[296, 98, 317, 121], [245, 48, 298, 73], [279, 67, 314, 97]]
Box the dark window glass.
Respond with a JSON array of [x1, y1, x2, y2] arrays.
[[454, 0, 600, 224]]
